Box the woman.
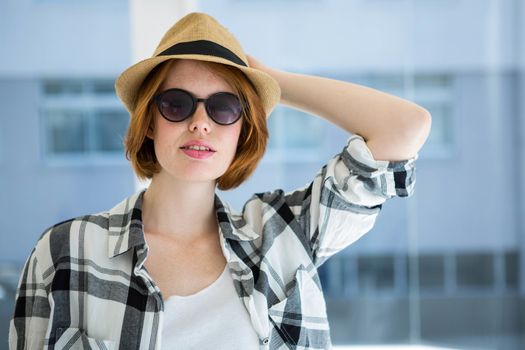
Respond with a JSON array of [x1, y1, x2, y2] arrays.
[[9, 12, 430, 350]]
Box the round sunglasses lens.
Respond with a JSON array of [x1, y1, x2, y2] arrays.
[[158, 90, 193, 121], [207, 93, 242, 125]]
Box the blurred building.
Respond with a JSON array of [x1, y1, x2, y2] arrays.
[[0, 0, 524, 349]]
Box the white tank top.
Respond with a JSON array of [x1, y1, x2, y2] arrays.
[[161, 264, 260, 349]]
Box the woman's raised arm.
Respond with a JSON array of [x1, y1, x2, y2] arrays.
[[246, 54, 431, 162]]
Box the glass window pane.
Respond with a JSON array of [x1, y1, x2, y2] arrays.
[[358, 255, 395, 292], [505, 251, 519, 290], [266, 112, 279, 150], [456, 253, 494, 289], [420, 102, 453, 146], [417, 254, 445, 290], [93, 80, 116, 95], [43, 81, 83, 95], [415, 74, 451, 89], [46, 109, 86, 154], [91, 110, 129, 152], [282, 108, 323, 148]]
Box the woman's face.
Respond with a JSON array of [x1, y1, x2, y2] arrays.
[[147, 59, 243, 184]]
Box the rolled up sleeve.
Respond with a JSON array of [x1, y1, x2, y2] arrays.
[[283, 133, 418, 267]]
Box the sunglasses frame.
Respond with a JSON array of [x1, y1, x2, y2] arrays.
[[152, 88, 246, 125]]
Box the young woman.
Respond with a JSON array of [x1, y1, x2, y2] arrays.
[[9, 12, 430, 350]]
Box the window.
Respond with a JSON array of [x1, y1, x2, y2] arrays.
[[413, 74, 455, 157], [456, 252, 494, 290], [265, 105, 327, 162], [40, 80, 129, 164], [0, 124, 4, 164], [322, 250, 518, 298], [415, 254, 445, 292], [505, 251, 519, 290], [357, 254, 395, 293]]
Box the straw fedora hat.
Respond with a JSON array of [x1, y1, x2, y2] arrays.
[[115, 12, 281, 119]]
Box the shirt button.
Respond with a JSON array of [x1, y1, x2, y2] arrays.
[[262, 337, 269, 344]]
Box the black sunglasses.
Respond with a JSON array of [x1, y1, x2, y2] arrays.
[[152, 88, 246, 125]]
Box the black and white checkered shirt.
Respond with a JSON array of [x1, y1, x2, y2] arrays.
[[9, 133, 417, 350]]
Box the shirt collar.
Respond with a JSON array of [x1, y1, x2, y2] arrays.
[[107, 188, 259, 259]]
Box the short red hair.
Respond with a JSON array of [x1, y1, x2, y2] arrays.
[[123, 58, 269, 191]]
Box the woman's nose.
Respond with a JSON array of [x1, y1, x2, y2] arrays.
[[188, 102, 212, 133]]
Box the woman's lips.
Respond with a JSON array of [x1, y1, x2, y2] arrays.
[[181, 148, 215, 159]]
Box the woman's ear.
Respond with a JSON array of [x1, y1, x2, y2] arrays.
[[146, 125, 154, 140]]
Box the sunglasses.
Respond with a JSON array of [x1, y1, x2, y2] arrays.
[[152, 88, 246, 125]]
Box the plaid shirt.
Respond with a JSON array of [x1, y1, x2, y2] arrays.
[[9, 133, 417, 350]]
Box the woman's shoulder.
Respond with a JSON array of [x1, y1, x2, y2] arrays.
[[32, 210, 110, 265], [39, 210, 110, 242], [38, 189, 143, 245]]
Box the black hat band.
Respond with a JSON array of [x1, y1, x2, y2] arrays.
[[157, 39, 247, 67]]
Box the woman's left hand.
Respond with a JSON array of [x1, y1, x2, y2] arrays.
[[246, 54, 271, 73]]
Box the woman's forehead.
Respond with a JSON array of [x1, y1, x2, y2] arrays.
[[161, 59, 235, 94]]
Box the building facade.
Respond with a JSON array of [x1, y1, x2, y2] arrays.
[[1, 0, 524, 348]]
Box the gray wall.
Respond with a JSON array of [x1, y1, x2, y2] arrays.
[[0, 0, 133, 255], [0, 0, 131, 76]]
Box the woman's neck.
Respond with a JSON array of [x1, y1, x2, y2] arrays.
[[141, 171, 218, 243]]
